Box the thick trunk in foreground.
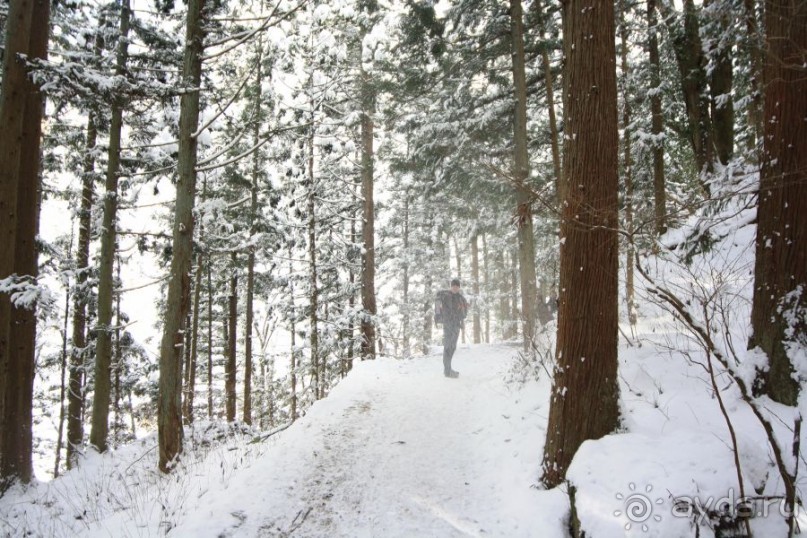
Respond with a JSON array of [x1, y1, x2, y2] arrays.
[[158, 0, 205, 472], [750, 0, 807, 407], [0, 0, 35, 477], [2, 0, 48, 486], [542, 0, 621, 488]]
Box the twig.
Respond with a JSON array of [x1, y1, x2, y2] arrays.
[[635, 259, 800, 527], [249, 421, 293, 444], [287, 506, 312, 534]]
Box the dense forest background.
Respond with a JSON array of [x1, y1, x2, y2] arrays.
[[0, 1, 804, 532]]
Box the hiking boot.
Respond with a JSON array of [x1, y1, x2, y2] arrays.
[[444, 370, 459, 378]]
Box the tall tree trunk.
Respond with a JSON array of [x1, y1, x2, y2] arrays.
[[453, 236, 466, 344], [346, 208, 356, 373], [421, 206, 434, 355], [742, 0, 763, 151], [510, 247, 520, 341], [184, 256, 203, 424], [481, 233, 490, 343], [510, 0, 538, 353], [307, 125, 320, 399], [401, 194, 411, 357], [705, 0, 734, 165], [288, 248, 298, 422], [244, 41, 263, 426], [66, 112, 98, 469], [91, 0, 130, 453], [113, 253, 122, 444], [0, 0, 36, 478], [1, 0, 49, 488], [243, 255, 254, 425], [620, 0, 637, 327], [206, 259, 213, 419], [542, 0, 621, 488], [659, 0, 714, 182], [648, 0, 667, 235], [158, 0, 205, 472], [55, 260, 72, 478], [534, 0, 562, 202], [750, 0, 807, 407], [360, 69, 377, 361], [226, 254, 237, 422], [471, 233, 481, 344]]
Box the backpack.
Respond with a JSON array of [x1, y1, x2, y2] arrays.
[[434, 290, 450, 326]]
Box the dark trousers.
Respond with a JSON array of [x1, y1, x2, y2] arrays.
[[443, 324, 461, 374]]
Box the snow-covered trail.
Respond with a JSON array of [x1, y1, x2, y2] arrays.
[[171, 344, 569, 537]]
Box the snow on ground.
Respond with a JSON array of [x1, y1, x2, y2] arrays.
[[3, 334, 806, 537], [0, 343, 569, 537], [4, 202, 807, 538], [167, 343, 568, 538]]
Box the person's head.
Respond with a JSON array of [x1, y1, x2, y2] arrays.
[[450, 278, 461, 293]]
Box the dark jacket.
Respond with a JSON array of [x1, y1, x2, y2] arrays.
[[436, 290, 468, 327]]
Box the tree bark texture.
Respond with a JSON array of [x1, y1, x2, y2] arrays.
[[244, 44, 262, 425], [750, 0, 807, 407], [226, 255, 237, 422], [158, 0, 205, 472], [542, 0, 621, 489], [55, 285, 71, 478], [661, 0, 714, 180], [90, 0, 131, 453], [1, 0, 48, 486], [510, 0, 538, 352], [742, 0, 764, 150], [705, 0, 734, 165], [534, 0, 562, 202], [184, 257, 203, 424], [648, 0, 667, 235], [307, 116, 321, 398], [360, 69, 377, 360], [0, 0, 35, 476], [66, 112, 98, 469], [620, 0, 637, 327]]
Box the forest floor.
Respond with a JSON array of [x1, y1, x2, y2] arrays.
[[4, 301, 807, 535], [166, 343, 568, 537]]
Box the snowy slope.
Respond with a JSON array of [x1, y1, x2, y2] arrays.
[[168, 344, 568, 537], [0, 344, 569, 537]]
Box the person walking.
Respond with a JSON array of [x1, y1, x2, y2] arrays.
[[435, 278, 468, 378]]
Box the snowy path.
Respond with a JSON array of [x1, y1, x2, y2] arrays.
[[171, 344, 568, 537]]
